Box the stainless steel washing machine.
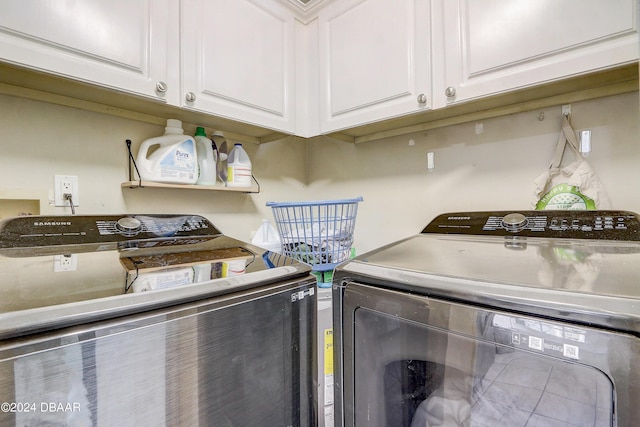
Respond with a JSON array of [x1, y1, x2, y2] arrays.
[[0, 214, 317, 426], [333, 210, 639, 427]]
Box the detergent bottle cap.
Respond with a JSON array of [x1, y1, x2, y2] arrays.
[[165, 119, 184, 134]]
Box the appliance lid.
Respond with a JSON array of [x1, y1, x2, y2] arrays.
[[337, 210, 640, 333], [0, 214, 311, 339]]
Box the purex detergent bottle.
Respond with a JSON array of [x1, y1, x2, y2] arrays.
[[136, 119, 198, 184]]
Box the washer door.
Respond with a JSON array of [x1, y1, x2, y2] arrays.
[[336, 282, 620, 427]]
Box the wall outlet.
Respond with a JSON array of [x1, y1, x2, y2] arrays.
[[54, 175, 79, 207], [54, 254, 78, 272]]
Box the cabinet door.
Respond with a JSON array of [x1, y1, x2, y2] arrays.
[[436, 0, 639, 106], [318, 0, 431, 133], [0, 0, 175, 102], [181, 0, 296, 133]]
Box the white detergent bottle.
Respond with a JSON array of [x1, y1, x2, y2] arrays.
[[194, 127, 217, 185], [226, 143, 252, 187], [136, 119, 198, 184]]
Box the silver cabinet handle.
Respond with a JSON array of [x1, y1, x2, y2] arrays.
[[156, 81, 168, 93], [417, 93, 427, 104], [185, 92, 197, 102], [445, 87, 456, 98]]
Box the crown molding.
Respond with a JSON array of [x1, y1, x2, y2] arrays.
[[282, 0, 335, 21]]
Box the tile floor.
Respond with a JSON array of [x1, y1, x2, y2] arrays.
[[468, 352, 612, 427]]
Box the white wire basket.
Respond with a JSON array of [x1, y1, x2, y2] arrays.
[[266, 197, 363, 271]]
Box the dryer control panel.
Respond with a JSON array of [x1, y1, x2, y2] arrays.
[[422, 210, 640, 240], [0, 214, 221, 249]]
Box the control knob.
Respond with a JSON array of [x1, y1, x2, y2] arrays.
[[501, 213, 528, 233], [116, 217, 143, 235]]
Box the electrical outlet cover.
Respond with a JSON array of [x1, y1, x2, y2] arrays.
[[54, 254, 78, 272], [54, 175, 79, 207]]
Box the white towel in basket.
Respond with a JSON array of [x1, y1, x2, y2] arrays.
[[283, 219, 353, 264]]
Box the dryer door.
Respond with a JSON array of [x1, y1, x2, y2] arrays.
[[0, 279, 317, 426], [334, 282, 621, 427]]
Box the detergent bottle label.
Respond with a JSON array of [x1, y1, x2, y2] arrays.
[[159, 140, 197, 181], [227, 165, 252, 186], [225, 143, 252, 187]]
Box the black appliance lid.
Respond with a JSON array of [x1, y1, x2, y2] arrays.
[[0, 214, 312, 339], [421, 210, 640, 240], [336, 210, 640, 334]]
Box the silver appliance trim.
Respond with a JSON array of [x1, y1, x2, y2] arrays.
[[0, 264, 309, 340], [338, 261, 640, 334]]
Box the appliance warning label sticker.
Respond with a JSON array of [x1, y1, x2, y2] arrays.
[[503, 316, 585, 360], [324, 328, 334, 406], [521, 334, 580, 360], [291, 287, 314, 302], [528, 335, 543, 351], [563, 344, 580, 359]]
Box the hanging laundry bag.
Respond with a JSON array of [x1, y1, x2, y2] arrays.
[[532, 115, 610, 210]]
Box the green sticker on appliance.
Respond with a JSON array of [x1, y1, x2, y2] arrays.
[[535, 183, 596, 211]]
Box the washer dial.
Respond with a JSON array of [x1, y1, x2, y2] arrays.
[[116, 217, 143, 235], [502, 213, 528, 232]]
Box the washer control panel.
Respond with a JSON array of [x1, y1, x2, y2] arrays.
[[0, 214, 221, 248], [97, 215, 214, 238], [422, 210, 640, 240]]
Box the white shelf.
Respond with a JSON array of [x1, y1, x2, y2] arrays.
[[121, 180, 259, 194]]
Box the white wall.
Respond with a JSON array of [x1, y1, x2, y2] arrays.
[[0, 93, 309, 241], [307, 92, 640, 253], [1, 91, 638, 253]]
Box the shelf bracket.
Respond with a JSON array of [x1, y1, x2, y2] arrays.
[[126, 139, 143, 188]]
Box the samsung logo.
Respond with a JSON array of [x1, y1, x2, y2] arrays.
[[447, 216, 471, 221], [33, 221, 72, 226]]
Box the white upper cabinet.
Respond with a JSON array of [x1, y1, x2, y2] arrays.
[[0, 1, 637, 138], [318, 0, 432, 133], [0, 0, 174, 102], [434, 0, 639, 106], [180, 0, 296, 133]]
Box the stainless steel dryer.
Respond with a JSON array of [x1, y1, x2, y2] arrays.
[[333, 210, 640, 427], [0, 214, 316, 426]]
